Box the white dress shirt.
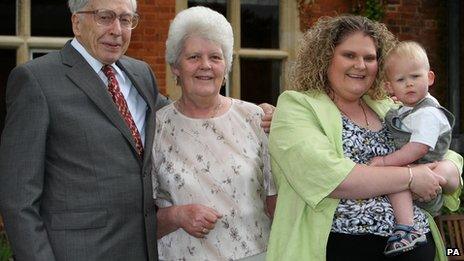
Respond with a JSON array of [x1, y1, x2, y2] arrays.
[[397, 93, 451, 150], [71, 38, 147, 145]]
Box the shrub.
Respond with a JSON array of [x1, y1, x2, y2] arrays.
[[0, 231, 12, 261]]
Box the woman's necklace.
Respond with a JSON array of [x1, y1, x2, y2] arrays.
[[359, 100, 370, 127], [176, 97, 222, 118], [336, 99, 370, 127]]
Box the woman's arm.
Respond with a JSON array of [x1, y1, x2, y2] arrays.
[[156, 204, 222, 239], [330, 163, 445, 201], [269, 91, 444, 209]]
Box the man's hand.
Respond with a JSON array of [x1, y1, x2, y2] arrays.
[[258, 103, 275, 133]]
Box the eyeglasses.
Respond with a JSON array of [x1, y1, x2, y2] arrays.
[[76, 9, 139, 29]]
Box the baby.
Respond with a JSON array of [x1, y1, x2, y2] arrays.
[[370, 41, 454, 256]]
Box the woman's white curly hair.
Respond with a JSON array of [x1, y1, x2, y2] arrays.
[[165, 6, 233, 78]]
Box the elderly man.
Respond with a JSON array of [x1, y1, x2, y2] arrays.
[[0, 0, 168, 260]]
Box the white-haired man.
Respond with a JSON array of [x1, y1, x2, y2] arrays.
[[0, 0, 168, 260]]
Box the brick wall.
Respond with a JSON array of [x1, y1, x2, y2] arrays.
[[298, 0, 449, 105], [126, 0, 176, 95], [298, 0, 354, 31], [384, 0, 447, 104], [125, 1, 459, 125]]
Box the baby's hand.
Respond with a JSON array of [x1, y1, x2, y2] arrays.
[[369, 156, 385, 166]]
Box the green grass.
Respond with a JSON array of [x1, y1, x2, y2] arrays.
[[0, 231, 12, 261]]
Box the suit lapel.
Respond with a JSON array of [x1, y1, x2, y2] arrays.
[[61, 42, 140, 162], [117, 59, 155, 166], [142, 107, 155, 168], [117, 59, 152, 106]]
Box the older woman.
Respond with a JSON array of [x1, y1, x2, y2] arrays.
[[152, 6, 276, 261], [267, 15, 462, 261]]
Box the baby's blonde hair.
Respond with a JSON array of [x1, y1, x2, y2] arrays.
[[384, 41, 430, 73]]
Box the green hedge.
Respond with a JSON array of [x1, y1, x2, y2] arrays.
[[0, 230, 12, 261]]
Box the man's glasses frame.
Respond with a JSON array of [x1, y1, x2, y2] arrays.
[[76, 9, 139, 29]]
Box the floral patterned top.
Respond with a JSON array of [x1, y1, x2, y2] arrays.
[[152, 99, 276, 261], [331, 115, 430, 236]]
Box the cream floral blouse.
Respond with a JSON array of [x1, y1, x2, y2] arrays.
[[152, 99, 276, 261]]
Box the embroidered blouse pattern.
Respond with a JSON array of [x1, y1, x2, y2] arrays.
[[152, 99, 275, 260], [331, 115, 430, 237]]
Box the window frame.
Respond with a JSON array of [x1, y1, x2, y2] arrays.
[[0, 0, 71, 65], [167, 0, 300, 101]]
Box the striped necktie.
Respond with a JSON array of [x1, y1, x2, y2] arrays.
[[102, 65, 144, 158]]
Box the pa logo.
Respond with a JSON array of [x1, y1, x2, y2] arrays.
[[447, 248, 461, 256]]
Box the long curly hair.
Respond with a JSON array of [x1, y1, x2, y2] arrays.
[[290, 15, 397, 100]]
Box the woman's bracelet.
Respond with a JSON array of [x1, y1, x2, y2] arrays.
[[407, 165, 414, 190]]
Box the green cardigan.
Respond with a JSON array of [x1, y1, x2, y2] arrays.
[[267, 90, 463, 261]]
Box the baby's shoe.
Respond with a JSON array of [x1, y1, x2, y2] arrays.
[[384, 224, 427, 257]]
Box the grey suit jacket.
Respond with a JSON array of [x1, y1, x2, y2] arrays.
[[0, 42, 169, 261]]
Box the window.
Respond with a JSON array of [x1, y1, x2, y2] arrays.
[[0, 0, 72, 132], [240, 58, 281, 105], [31, 0, 73, 37], [30, 49, 55, 59], [0, 1, 15, 35], [0, 50, 15, 131], [168, 0, 300, 105], [188, 0, 227, 17], [240, 1, 279, 49]]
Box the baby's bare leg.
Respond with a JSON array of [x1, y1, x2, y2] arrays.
[[388, 190, 414, 226]]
